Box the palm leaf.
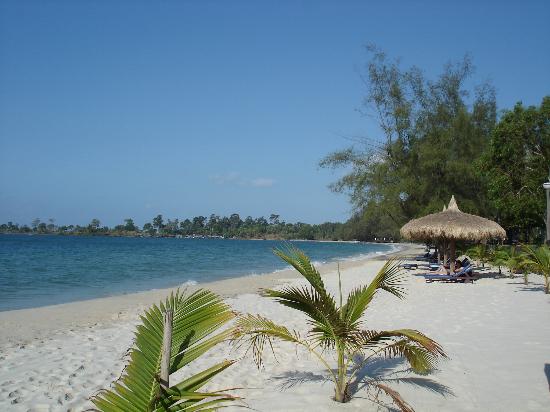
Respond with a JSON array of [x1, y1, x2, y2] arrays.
[[357, 328, 446, 374], [92, 289, 237, 411], [263, 285, 344, 348], [273, 246, 333, 302], [233, 314, 302, 368], [342, 258, 406, 327], [523, 245, 550, 293], [269, 247, 344, 347], [371, 382, 415, 412], [233, 314, 338, 383]]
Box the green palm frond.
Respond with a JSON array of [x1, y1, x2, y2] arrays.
[[273, 246, 332, 301], [491, 248, 510, 265], [92, 289, 237, 412], [523, 245, 550, 293], [357, 328, 446, 374], [360, 329, 446, 357], [263, 285, 344, 347], [371, 383, 415, 412], [342, 258, 406, 327], [233, 314, 303, 368], [523, 245, 550, 272], [234, 247, 447, 409], [270, 247, 345, 347], [233, 314, 338, 382]]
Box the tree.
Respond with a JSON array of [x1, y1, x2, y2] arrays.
[[269, 214, 280, 225], [153, 214, 164, 233], [88, 219, 101, 232], [123, 218, 137, 232], [320, 46, 496, 239], [467, 244, 491, 268], [92, 290, 237, 410], [192, 216, 207, 233], [143, 222, 155, 236], [523, 245, 550, 294], [234, 247, 446, 409], [229, 213, 242, 229], [180, 219, 192, 235], [165, 218, 179, 234], [31, 218, 40, 232], [481, 97, 550, 242], [490, 247, 510, 277], [47, 218, 56, 233]]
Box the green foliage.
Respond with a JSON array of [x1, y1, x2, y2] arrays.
[[523, 245, 550, 294], [481, 97, 550, 242], [467, 244, 492, 268], [490, 247, 510, 276], [234, 247, 446, 409], [1, 214, 354, 241], [504, 246, 529, 280], [320, 47, 497, 240], [92, 289, 237, 411]]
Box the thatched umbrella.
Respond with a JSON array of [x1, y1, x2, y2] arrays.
[[401, 196, 506, 271]]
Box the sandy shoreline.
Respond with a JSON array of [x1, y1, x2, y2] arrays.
[[1, 242, 549, 411], [0, 242, 413, 346]]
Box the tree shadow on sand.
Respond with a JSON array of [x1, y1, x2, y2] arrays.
[[270, 356, 453, 409], [271, 370, 330, 390], [513, 284, 546, 293], [478, 270, 509, 279], [347, 356, 454, 397]]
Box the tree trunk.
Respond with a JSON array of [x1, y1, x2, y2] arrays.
[[160, 309, 173, 391], [449, 240, 456, 272], [334, 344, 347, 403]]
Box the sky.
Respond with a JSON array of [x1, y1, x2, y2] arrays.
[[1, 0, 549, 226]]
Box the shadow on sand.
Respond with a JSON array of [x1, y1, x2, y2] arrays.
[[347, 356, 453, 397], [514, 284, 546, 293], [478, 270, 508, 279], [271, 356, 453, 409]]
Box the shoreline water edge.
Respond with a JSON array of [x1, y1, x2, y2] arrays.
[[0, 242, 416, 346], [1, 242, 549, 411]]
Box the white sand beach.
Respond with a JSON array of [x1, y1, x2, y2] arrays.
[[1, 244, 549, 411]]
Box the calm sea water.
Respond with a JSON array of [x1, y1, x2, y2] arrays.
[[0, 234, 396, 311]]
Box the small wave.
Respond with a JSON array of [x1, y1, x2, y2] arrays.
[[272, 265, 293, 273], [180, 280, 198, 287]]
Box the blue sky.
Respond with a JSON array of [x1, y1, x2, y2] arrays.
[[1, 0, 549, 226]]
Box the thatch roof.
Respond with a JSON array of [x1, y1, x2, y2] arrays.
[[400, 196, 506, 242]]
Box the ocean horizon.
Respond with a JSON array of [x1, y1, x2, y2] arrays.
[[0, 234, 398, 312]]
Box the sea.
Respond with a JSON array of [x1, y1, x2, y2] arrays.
[[0, 234, 398, 311]]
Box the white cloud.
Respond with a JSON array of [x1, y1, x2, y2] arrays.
[[210, 172, 242, 185], [210, 173, 275, 188], [250, 178, 275, 187]]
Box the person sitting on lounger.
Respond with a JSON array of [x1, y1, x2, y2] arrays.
[[453, 260, 462, 273]]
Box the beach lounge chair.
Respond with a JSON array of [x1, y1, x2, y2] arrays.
[[422, 264, 478, 284], [412, 260, 450, 273], [400, 262, 419, 270]]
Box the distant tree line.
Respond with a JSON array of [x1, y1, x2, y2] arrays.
[[320, 46, 550, 243], [0, 213, 364, 241], [4, 49, 547, 243]]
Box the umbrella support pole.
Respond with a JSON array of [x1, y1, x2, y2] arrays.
[[449, 240, 456, 272]]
